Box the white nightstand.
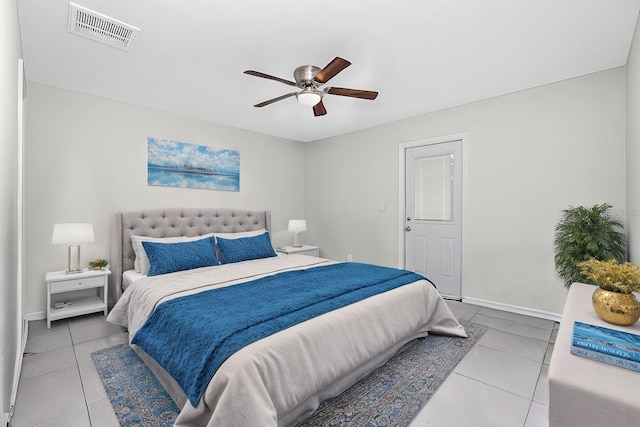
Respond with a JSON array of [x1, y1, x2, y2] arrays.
[[46, 268, 111, 329], [276, 245, 320, 257]]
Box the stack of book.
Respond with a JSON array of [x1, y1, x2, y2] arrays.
[[571, 321, 640, 372]]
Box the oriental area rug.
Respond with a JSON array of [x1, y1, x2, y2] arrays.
[[91, 321, 486, 427]]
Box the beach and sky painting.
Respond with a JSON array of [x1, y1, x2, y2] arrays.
[[147, 137, 240, 192]]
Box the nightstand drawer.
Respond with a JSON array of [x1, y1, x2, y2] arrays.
[[292, 248, 319, 257], [50, 275, 104, 293], [276, 245, 320, 257]]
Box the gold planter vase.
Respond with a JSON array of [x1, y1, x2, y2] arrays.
[[592, 287, 640, 326]]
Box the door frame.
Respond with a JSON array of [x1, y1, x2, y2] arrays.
[[397, 132, 469, 297]]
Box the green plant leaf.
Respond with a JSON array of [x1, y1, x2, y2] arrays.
[[554, 203, 626, 287]]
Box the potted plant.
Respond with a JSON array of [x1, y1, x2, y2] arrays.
[[579, 258, 640, 325], [88, 258, 108, 270], [553, 203, 626, 287]]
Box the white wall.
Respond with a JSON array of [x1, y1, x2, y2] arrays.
[[24, 83, 306, 316], [19, 31, 633, 322], [0, 0, 23, 415], [627, 16, 640, 263], [306, 68, 627, 316]]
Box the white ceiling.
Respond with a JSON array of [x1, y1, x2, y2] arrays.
[[17, 0, 640, 142]]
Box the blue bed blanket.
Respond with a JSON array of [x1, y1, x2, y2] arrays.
[[131, 262, 425, 406]]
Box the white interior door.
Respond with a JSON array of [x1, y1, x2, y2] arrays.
[[404, 139, 462, 298]]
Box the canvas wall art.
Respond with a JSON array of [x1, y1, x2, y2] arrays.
[[147, 137, 240, 192]]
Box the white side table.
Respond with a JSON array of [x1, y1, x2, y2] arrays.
[[46, 268, 111, 329], [276, 245, 320, 257]]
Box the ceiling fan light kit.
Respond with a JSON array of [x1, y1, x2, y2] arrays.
[[296, 90, 322, 107], [244, 57, 378, 116]]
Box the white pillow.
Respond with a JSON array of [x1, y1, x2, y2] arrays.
[[213, 229, 267, 240], [131, 234, 214, 274]]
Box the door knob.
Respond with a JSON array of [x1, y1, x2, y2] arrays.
[[404, 226, 411, 232]]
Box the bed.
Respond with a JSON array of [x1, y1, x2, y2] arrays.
[[107, 207, 466, 426]]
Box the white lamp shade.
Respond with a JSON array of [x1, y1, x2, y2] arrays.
[[51, 223, 95, 245], [296, 92, 321, 107], [288, 220, 307, 233]]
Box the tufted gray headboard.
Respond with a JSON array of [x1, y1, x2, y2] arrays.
[[109, 208, 271, 302]]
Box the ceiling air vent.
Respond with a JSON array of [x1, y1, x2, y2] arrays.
[[68, 3, 140, 51]]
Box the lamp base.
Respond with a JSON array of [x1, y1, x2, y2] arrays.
[[65, 244, 83, 274], [292, 232, 303, 248]]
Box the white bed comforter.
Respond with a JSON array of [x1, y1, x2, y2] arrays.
[[107, 255, 466, 426]]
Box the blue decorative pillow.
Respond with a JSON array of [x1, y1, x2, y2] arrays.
[[142, 237, 219, 276], [216, 232, 277, 264]]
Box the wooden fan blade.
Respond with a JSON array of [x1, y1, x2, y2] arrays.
[[244, 70, 298, 87], [326, 87, 378, 100], [314, 57, 351, 84], [313, 100, 327, 116], [254, 92, 298, 107]]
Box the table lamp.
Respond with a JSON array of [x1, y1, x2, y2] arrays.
[[288, 220, 307, 248], [51, 223, 94, 273]]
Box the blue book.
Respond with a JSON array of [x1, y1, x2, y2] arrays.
[[570, 345, 640, 372], [572, 321, 640, 363]]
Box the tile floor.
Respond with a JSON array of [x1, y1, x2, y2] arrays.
[[10, 301, 557, 427]]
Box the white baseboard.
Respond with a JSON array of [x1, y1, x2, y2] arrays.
[[462, 296, 562, 323], [24, 311, 45, 321]]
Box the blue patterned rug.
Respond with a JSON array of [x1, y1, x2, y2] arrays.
[[91, 344, 179, 426], [92, 321, 486, 427]]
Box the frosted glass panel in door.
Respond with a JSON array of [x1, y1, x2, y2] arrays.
[[414, 154, 454, 221]]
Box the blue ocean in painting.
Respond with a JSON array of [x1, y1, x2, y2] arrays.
[[148, 165, 240, 191], [147, 137, 240, 192]]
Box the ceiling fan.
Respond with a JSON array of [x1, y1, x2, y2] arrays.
[[244, 57, 378, 116]]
